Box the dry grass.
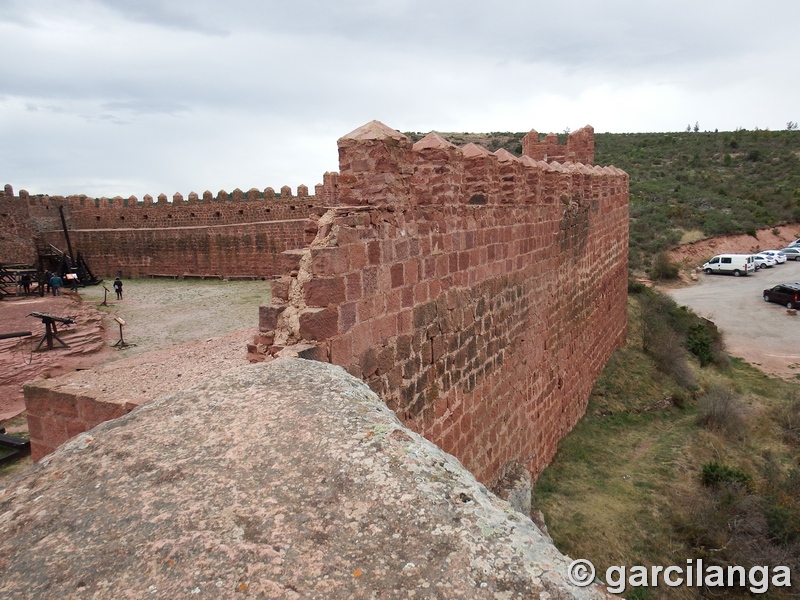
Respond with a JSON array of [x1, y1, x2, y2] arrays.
[[532, 296, 800, 599], [679, 229, 707, 245]]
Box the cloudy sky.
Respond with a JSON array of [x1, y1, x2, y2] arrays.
[[2, 0, 799, 199]]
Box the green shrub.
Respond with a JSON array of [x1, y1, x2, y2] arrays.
[[764, 504, 800, 545], [627, 278, 646, 294], [649, 252, 680, 280], [701, 462, 752, 489], [747, 149, 762, 161], [686, 323, 715, 366], [640, 292, 697, 389]]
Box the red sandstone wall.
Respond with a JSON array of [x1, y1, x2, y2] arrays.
[[24, 383, 137, 462], [0, 185, 38, 264], [39, 220, 308, 278], [252, 121, 629, 487], [1, 186, 323, 278], [522, 126, 595, 165]]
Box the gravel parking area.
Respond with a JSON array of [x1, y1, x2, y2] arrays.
[[667, 261, 800, 379]]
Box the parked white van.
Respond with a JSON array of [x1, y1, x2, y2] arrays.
[[702, 254, 755, 276]]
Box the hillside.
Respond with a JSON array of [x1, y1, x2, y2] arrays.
[[530, 289, 800, 599], [406, 129, 800, 270]]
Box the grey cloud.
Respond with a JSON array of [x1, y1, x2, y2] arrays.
[[92, 0, 228, 35], [2, 0, 799, 198], [100, 100, 191, 117]]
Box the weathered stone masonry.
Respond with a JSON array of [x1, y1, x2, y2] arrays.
[[16, 120, 628, 486], [0, 183, 324, 278], [252, 121, 629, 488]]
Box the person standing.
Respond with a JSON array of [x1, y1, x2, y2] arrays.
[[49, 273, 63, 296], [20, 273, 32, 295], [113, 277, 123, 300]]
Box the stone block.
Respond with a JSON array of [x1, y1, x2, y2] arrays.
[[51, 394, 80, 419], [298, 307, 339, 341], [338, 302, 357, 333], [259, 305, 286, 332], [310, 247, 347, 274], [253, 332, 275, 346], [270, 278, 291, 302], [295, 343, 329, 362], [304, 277, 346, 307]]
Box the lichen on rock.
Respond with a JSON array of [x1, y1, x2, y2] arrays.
[[0, 359, 612, 599]]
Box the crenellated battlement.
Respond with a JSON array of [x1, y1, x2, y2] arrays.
[[250, 120, 628, 487], [1, 183, 327, 237], [1, 120, 621, 286], [522, 125, 595, 164], [8, 183, 310, 207], [0, 181, 327, 278], [323, 121, 618, 209]]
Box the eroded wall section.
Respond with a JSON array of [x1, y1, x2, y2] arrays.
[[251, 121, 629, 487]]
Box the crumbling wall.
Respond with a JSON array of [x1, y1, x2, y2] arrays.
[[252, 121, 629, 487]]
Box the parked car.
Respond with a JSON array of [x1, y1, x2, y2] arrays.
[[758, 250, 786, 264], [702, 254, 755, 276], [763, 283, 800, 309], [753, 254, 776, 269], [781, 247, 800, 261]]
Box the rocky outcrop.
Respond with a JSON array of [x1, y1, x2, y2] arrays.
[[1, 359, 611, 599]]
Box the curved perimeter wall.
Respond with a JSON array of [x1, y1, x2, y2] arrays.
[[252, 122, 629, 487], [0, 185, 324, 278]]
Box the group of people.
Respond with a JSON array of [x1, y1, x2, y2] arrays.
[[14, 271, 124, 299]]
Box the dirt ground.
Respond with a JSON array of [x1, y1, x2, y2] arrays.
[[667, 225, 800, 268], [0, 279, 272, 424]]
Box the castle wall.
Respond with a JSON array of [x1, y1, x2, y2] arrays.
[[20, 120, 629, 490], [252, 121, 629, 486], [38, 220, 308, 278], [1, 185, 322, 278], [0, 185, 38, 264]]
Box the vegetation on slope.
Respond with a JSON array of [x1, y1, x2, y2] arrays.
[[531, 287, 800, 599], [407, 129, 800, 270], [598, 130, 800, 271]]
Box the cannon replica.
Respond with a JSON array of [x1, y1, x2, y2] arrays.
[[27, 312, 76, 351]]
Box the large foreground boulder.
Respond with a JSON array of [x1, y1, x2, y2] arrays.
[[0, 359, 611, 598]]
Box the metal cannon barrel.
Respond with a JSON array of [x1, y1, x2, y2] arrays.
[[27, 312, 76, 325], [0, 331, 32, 340]]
